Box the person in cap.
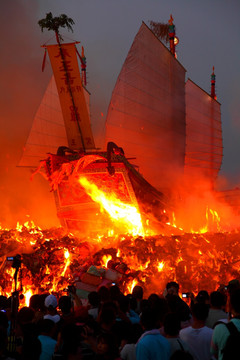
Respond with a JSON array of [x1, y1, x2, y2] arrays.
[[44, 295, 60, 324]]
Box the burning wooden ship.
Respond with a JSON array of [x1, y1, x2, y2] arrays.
[[19, 15, 222, 234]]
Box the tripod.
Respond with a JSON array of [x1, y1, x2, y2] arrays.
[[8, 255, 22, 355]]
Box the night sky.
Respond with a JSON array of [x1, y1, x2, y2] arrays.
[[0, 0, 240, 228]]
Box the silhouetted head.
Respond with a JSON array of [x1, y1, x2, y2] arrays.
[[132, 286, 143, 300], [166, 282, 179, 296]]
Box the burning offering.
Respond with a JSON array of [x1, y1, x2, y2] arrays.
[[1, 218, 240, 305]]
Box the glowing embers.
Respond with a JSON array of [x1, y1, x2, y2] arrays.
[[1, 221, 240, 301], [79, 176, 144, 235]]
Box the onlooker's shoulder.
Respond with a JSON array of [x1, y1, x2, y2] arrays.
[[212, 321, 230, 338], [179, 326, 192, 335]]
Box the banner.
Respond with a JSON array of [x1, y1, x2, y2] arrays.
[[47, 43, 95, 150]]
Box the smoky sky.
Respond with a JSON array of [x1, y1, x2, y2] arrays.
[[0, 0, 240, 228]]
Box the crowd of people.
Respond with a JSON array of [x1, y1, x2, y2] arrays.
[[0, 278, 240, 360]]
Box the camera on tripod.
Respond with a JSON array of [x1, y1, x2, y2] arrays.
[[6, 255, 22, 269]]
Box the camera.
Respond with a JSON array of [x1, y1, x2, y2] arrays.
[[6, 255, 22, 269]]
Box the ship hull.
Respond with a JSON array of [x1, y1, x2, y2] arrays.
[[45, 150, 167, 234]]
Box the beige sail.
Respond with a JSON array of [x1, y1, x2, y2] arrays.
[[19, 72, 92, 168], [18, 76, 68, 167], [184, 78, 223, 182], [105, 22, 186, 191]]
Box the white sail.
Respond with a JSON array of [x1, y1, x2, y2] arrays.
[[105, 22, 186, 191], [18, 76, 68, 167]]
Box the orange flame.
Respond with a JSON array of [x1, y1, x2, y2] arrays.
[[125, 279, 138, 294], [61, 249, 71, 277], [79, 176, 144, 235], [198, 207, 221, 233], [101, 255, 112, 268], [24, 289, 33, 307]]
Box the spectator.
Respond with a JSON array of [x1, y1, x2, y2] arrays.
[[0, 327, 16, 360], [79, 318, 99, 359], [15, 307, 36, 357], [180, 302, 213, 360], [22, 334, 41, 360], [38, 319, 57, 360], [225, 279, 240, 314], [205, 291, 228, 328], [0, 296, 8, 313], [53, 323, 83, 359], [211, 287, 240, 359], [29, 294, 44, 324], [98, 302, 117, 334], [165, 282, 191, 328], [136, 307, 170, 360], [227, 279, 240, 297], [132, 286, 144, 315], [166, 282, 180, 297], [98, 286, 111, 305], [195, 291, 210, 306], [164, 313, 191, 357], [95, 332, 120, 360], [58, 295, 75, 326], [117, 294, 140, 324], [88, 291, 100, 320], [109, 285, 122, 303], [44, 295, 60, 324], [120, 323, 143, 360], [0, 311, 9, 333], [147, 294, 169, 331]]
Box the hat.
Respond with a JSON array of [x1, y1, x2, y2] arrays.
[[44, 294, 58, 309]]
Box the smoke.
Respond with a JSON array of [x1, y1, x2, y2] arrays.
[[0, 1, 59, 228], [170, 172, 240, 233]]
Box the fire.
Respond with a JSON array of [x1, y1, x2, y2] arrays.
[[61, 249, 71, 276], [0, 220, 240, 300], [157, 261, 165, 272], [79, 176, 144, 235], [2, 177, 240, 303], [125, 279, 138, 294], [24, 289, 33, 307], [101, 255, 112, 268], [197, 207, 221, 234]]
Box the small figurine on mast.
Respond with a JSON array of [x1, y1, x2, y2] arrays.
[[168, 14, 176, 57]]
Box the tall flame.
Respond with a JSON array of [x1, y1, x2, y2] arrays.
[[101, 255, 112, 268], [79, 176, 144, 235], [61, 249, 71, 277]]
